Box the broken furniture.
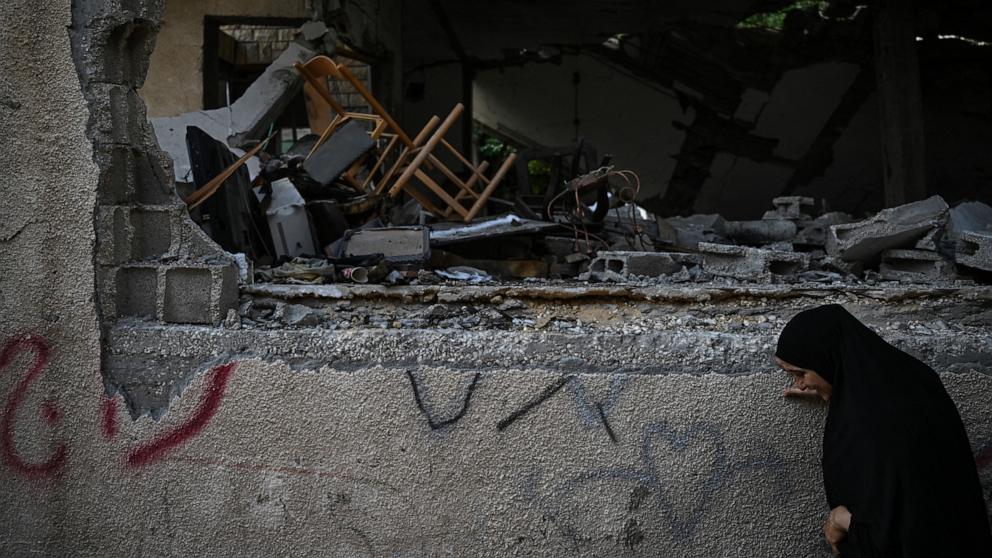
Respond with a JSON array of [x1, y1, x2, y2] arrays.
[[294, 54, 408, 193], [383, 103, 518, 223], [512, 139, 600, 219], [185, 126, 276, 264]]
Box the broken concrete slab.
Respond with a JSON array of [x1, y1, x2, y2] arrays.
[[699, 242, 809, 282], [581, 251, 700, 282], [660, 214, 727, 250], [880, 249, 956, 283], [335, 226, 430, 264], [152, 41, 316, 182], [429, 214, 558, 246], [826, 196, 948, 262], [957, 231, 992, 272], [723, 219, 797, 245]]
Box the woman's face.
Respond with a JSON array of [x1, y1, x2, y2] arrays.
[[775, 356, 833, 401]]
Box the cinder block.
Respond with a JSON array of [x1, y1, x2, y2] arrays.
[[880, 249, 956, 282], [699, 243, 809, 282], [584, 251, 699, 281], [115, 266, 158, 318], [957, 231, 992, 272], [163, 267, 215, 324], [162, 263, 239, 325], [94, 145, 174, 205], [795, 212, 854, 247], [85, 83, 150, 147], [71, 1, 163, 88], [129, 207, 175, 261], [826, 196, 948, 262]]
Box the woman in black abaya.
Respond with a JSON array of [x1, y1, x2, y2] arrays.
[[775, 304, 991, 557]]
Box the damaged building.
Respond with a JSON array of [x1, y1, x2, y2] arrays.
[[1, 0, 992, 556]]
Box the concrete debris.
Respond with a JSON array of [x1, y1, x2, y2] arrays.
[[880, 249, 956, 283], [826, 196, 948, 262], [580, 251, 700, 282], [946, 201, 992, 241], [274, 303, 323, 327], [436, 266, 492, 283], [335, 226, 430, 264], [723, 219, 797, 245], [699, 242, 809, 282], [765, 196, 815, 220], [794, 212, 854, 246], [153, 41, 316, 182], [956, 231, 992, 272]]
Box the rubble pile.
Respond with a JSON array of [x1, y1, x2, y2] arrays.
[[151, 30, 992, 292]]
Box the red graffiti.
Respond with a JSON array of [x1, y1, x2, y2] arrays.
[[101, 396, 119, 440], [125, 362, 236, 468], [41, 399, 62, 426], [0, 334, 67, 479]]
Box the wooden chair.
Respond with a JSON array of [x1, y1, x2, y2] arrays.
[[294, 55, 408, 193], [382, 103, 517, 223]]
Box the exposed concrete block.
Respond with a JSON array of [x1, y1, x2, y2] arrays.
[[699, 242, 809, 282], [70, 1, 163, 88], [880, 249, 956, 282], [583, 251, 699, 281], [115, 266, 158, 318], [96, 206, 133, 265], [163, 267, 215, 324], [723, 219, 797, 245], [85, 83, 150, 146], [766, 196, 814, 220], [129, 206, 176, 261], [337, 226, 430, 264], [957, 231, 992, 272], [826, 196, 948, 262]]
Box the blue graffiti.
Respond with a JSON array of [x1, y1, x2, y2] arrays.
[[526, 419, 790, 545]]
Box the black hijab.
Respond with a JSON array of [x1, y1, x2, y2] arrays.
[[777, 304, 992, 557]]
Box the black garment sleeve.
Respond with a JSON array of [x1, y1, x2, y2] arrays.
[[838, 519, 881, 558]]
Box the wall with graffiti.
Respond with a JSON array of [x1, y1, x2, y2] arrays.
[[2, 335, 990, 556]]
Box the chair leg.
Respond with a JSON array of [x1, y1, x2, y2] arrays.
[[465, 152, 517, 223]]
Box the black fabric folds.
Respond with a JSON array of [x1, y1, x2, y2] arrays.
[[776, 304, 992, 557]]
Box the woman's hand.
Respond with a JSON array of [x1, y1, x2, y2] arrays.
[[783, 386, 823, 399], [822, 505, 852, 555]]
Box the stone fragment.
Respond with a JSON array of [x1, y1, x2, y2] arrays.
[[879, 249, 956, 282], [581, 251, 700, 281], [276, 303, 322, 327], [794, 212, 854, 246], [956, 231, 992, 272], [699, 242, 809, 282], [723, 220, 797, 245], [335, 226, 430, 264], [826, 196, 948, 262]]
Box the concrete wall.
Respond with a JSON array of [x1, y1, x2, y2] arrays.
[[473, 53, 692, 202]]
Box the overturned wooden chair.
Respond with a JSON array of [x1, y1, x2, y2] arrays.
[[293, 55, 409, 193], [380, 103, 517, 223]]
